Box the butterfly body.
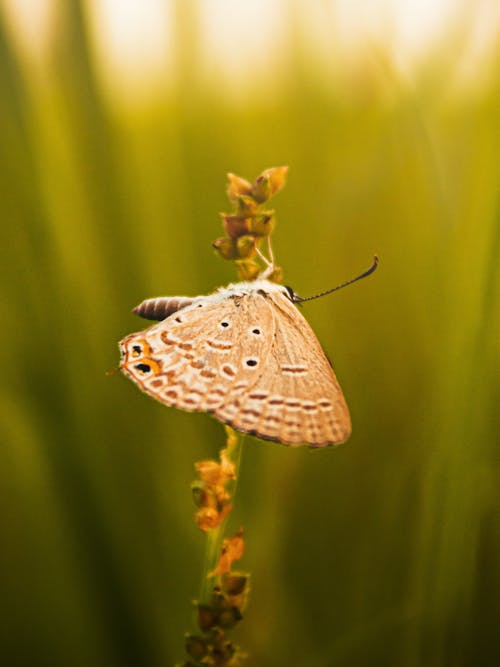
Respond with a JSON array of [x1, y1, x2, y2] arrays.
[[119, 280, 351, 447]]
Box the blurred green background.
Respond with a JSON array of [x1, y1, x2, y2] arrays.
[[1, 1, 499, 665]]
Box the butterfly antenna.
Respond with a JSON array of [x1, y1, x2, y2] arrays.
[[293, 255, 379, 303]]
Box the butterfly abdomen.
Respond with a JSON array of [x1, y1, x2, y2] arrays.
[[133, 297, 195, 321]]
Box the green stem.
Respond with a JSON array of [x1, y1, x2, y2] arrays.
[[199, 429, 245, 603]]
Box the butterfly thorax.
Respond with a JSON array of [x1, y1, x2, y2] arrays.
[[211, 280, 290, 302]]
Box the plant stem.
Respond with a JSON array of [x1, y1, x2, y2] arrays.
[[199, 429, 245, 602]]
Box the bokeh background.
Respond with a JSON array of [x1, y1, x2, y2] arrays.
[[1, 1, 499, 665]]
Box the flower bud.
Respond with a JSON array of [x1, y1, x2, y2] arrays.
[[250, 213, 274, 237], [191, 481, 218, 509], [218, 606, 243, 629], [268, 265, 283, 283], [196, 604, 218, 632], [195, 460, 223, 485], [251, 173, 272, 203], [211, 587, 230, 612], [222, 574, 249, 596], [185, 634, 207, 661], [208, 631, 237, 662], [210, 529, 245, 576], [234, 194, 259, 215], [221, 214, 251, 239], [226, 172, 252, 201], [195, 507, 220, 531], [235, 259, 260, 281], [235, 235, 256, 259], [212, 237, 238, 260], [252, 166, 288, 202]]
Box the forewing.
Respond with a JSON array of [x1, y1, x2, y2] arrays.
[[216, 293, 351, 446], [120, 294, 274, 414]]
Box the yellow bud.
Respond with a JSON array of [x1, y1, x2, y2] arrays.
[[252, 165, 288, 202], [195, 460, 224, 485], [250, 213, 274, 237], [251, 174, 272, 203], [236, 259, 260, 281], [226, 172, 252, 201], [195, 507, 220, 531], [210, 529, 245, 576], [212, 237, 238, 260], [268, 265, 283, 283], [235, 235, 256, 259], [235, 195, 259, 215], [219, 449, 237, 480], [262, 165, 288, 195], [221, 214, 251, 239]]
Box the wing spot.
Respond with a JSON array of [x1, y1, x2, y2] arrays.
[[161, 333, 178, 345], [200, 368, 217, 379], [269, 397, 284, 405], [242, 408, 260, 418], [182, 393, 202, 406], [302, 402, 318, 413], [264, 415, 280, 425], [150, 379, 163, 388], [281, 365, 308, 375], [248, 392, 268, 400], [251, 328, 261, 335], [132, 344, 142, 357], [242, 415, 259, 425], [285, 400, 301, 409], [135, 363, 151, 374], [220, 321, 230, 329], [206, 339, 232, 351], [165, 389, 178, 400], [190, 359, 205, 369], [221, 364, 236, 378], [207, 395, 225, 405], [232, 382, 249, 394], [209, 387, 226, 397], [178, 342, 193, 350], [245, 358, 258, 368]]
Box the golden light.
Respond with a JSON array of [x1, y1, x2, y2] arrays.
[[1, 0, 498, 104]]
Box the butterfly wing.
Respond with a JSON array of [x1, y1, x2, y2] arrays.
[[121, 287, 350, 447], [216, 292, 351, 446], [120, 294, 275, 414]]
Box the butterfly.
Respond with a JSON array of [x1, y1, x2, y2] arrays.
[[119, 258, 378, 447]]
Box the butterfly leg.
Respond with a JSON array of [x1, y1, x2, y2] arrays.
[[255, 237, 277, 279]]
